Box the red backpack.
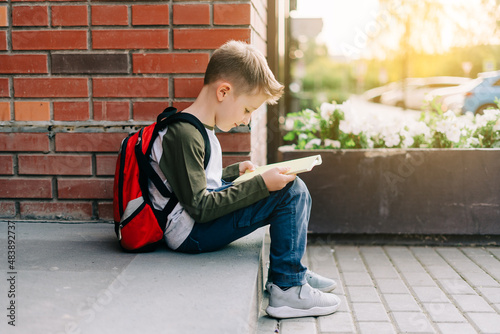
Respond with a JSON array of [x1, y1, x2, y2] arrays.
[[113, 107, 211, 252]]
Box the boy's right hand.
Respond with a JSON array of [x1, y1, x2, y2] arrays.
[[261, 167, 296, 192]]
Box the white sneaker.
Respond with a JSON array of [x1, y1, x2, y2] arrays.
[[266, 270, 337, 293], [305, 270, 337, 292], [266, 283, 341, 319]]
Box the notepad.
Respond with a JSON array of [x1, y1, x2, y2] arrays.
[[233, 154, 322, 185]]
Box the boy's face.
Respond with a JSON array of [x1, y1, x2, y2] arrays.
[[215, 85, 268, 132]]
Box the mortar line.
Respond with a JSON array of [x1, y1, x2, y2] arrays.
[[358, 246, 403, 334], [382, 246, 442, 334], [408, 246, 481, 334]]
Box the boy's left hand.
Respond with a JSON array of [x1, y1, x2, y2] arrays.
[[239, 161, 257, 176]]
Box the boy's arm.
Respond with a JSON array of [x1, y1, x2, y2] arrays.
[[159, 123, 270, 223], [222, 163, 240, 182]]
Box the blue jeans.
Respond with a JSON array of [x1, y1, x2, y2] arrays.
[[176, 177, 311, 288]]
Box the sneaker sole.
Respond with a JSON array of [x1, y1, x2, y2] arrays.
[[266, 304, 340, 319], [266, 282, 337, 293]]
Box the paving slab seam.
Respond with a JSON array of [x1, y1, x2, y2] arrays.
[[407, 246, 480, 334], [408, 246, 495, 334], [380, 246, 441, 334], [357, 246, 402, 334]]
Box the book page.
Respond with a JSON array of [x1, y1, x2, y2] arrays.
[[233, 154, 322, 185]]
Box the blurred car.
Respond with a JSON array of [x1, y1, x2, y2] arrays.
[[424, 78, 480, 113], [361, 82, 398, 103], [380, 76, 470, 110], [462, 71, 500, 114]]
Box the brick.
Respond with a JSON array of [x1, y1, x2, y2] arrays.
[[93, 78, 168, 98], [20, 202, 93, 220], [91, 5, 128, 26], [173, 4, 209, 25], [214, 4, 251, 25], [12, 30, 87, 50], [98, 201, 113, 220], [0, 102, 10, 121], [93, 101, 129, 121], [422, 303, 466, 323], [58, 178, 114, 199], [96, 155, 117, 176], [0, 155, 13, 175], [174, 78, 203, 98], [383, 294, 421, 312], [318, 313, 356, 333], [92, 29, 169, 50], [217, 132, 251, 152], [0, 31, 6, 50], [133, 53, 209, 74], [222, 155, 250, 168], [132, 5, 169, 25], [53, 102, 89, 121], [51, 53, 128, 74], [172, 101, 193, 111], [12, 5, 48, 26], [51, 5, 88, 26], [358, 322, 397, 334], [173, 29, 250, 49], [0, 178, 52, 198], [14, 78, 88, 98], [392, 312, 434, 333], [19, 154, 92, 175], [451, 294, 495, 312], [467, 313, 500, 334], [349, 287, 382, 303], [14, 101, 50, 121], [132, 101, 168, 121], [351, 303, 390, 322], [55, 132, 127, 152], [0, 78, 8, 97], [0, 133, 49, 152], [0, 6, 7, 26], [0, 54, 48, 74], [0, 202, 16, 218]]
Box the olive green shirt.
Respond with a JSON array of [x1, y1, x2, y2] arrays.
[[159, 122, 269, 223]]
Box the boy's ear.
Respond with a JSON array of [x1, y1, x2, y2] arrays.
[[216, 82, 232, 102]]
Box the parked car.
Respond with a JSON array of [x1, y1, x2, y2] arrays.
[[361, 82, 398, 103], [424, 78, 480, 113], [380, 76, 471, 110], [462, 71, 500, 114]]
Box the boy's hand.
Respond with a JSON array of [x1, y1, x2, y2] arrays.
[[261, 167, 296, 192], [239, 161, 257, 176]]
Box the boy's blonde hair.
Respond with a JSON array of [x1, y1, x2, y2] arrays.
[[204, 40, 284, 104]]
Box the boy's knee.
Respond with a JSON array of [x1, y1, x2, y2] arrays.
[[289, 177, 311, 202]]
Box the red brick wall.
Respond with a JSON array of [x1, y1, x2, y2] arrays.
[[0, 0, 267, 222]]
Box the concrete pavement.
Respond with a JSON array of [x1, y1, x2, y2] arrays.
[[2, 221, 500, 334], [0, 222, 264, 334]]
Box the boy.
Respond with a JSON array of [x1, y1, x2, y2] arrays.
[[149, 40, 341, 319]]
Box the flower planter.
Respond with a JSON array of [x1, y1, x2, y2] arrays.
[[279, 148, 500, 235]]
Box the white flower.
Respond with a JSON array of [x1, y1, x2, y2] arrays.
[[324, 139, 341, 148], [384, 133, 400, 147], [446, 127, 461, 143], [465, 137, 479, 148], [305, 138, 321, 149], [320, 102, 337, 121], [400, 129, 414, 147], [494, 119, 500, 132]]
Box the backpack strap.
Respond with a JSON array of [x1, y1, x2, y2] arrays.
[[135, 107, 212, 232]]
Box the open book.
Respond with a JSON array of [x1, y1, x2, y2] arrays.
[[233, 154, 322, 185]]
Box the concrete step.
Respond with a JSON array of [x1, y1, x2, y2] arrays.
[[0, 222, 265, 334]]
